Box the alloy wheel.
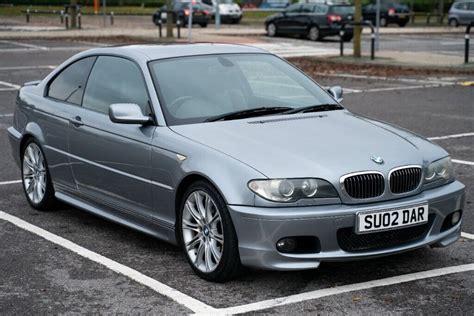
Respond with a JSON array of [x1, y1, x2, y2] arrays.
[[22, 143, 47, 204], [182, 190, 224, 273], [267, 23, 277, 37], [309, 26, 319, 41]]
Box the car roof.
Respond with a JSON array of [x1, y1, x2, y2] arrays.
[[81, 43, 269, 62]]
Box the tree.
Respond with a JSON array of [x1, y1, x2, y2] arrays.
[[166, 0, 173, 38], [70, 0, 78, 29], [353, 0, 361, 57]]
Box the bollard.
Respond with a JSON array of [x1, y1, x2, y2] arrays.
[[26, 9, 30, 23], [177, 20, 181, 39], [77, 12, 82, 29], [158, 19, 162, 38], [60, 10, 64, 24], [110, 11, 114, 25], [339, 29, 344, 56], [371, 33, 375, 60], [65, 14, 69, 29], [466, 22, 474, 64]]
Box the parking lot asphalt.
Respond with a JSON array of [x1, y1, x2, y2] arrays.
[[0, 39, 473, 314]]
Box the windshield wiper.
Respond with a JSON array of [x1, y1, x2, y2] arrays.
[[284, 104, 343, 114], [205, 107, 293, 122]]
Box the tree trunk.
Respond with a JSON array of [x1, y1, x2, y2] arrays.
[[166, 0, 174, 38], [70, 0, 77, 29], [353, 0, 361, 58], [438, 0, 444, 24]]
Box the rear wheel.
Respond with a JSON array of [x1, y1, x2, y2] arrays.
[[448, 18, 459, 27], [200, 23, 208, 28], [21, 139, 57, 211], [398, 20, 408, 27], [267, 23, 278, 37], [178, 181, 242, 282], [308, 25, 321, 41]]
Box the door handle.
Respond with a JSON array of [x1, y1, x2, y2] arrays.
[[69, 116, 84, 127]]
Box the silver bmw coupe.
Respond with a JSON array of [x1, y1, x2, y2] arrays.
[[8, 44, 465, 282]]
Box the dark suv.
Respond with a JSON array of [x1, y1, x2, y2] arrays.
[[362, 1, 411, 27], [265, 3, 354, 42], [153, 2, 210, 27]]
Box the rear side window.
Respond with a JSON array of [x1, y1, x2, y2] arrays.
[[301, 4, 314, 13], [47, 57, 96, 105], [82, 56, 149, 115], [286, 4, 301, 13], [455, 2, 469, 10], [330, 6, 355, 14]]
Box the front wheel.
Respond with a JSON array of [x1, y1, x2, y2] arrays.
[[267, 23, 277, 37], [21, 139, 57, 211], [178, 181, 242, 282], [308, 25, 320, 41], [448, 18, 459, 27]]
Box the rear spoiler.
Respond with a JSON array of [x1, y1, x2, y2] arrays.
[[23, 80, 41, 87]]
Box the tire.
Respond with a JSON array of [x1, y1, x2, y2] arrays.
[[398, 20, 408, 27], [200, 23, 208, 28], [449, 18, 459, 27], [267, 23, 277, 37], [343, 34, 353, 42], [178, 180, 242, 282], [21, 139, 57, 211], [380, 17, 388, 27], [308, 25, 320, 41]]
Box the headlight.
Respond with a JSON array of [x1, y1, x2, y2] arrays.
[[248, 178, 338, 202], [425, 157, 454, 184]]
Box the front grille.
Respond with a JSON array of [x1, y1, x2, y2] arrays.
[[390, 167, 422, 194], [343, 173, 385, 199], [337, 214, 435, 252]]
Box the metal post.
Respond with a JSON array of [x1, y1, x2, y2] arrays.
[[188, 0, 193, 42], [375, 0, 380, 51], [340, 25, 345, 56], [102, 0, 106, 27], [371, 32, 375, 60], [60, 10, 64, 24], [177, 20, 181, 39], [65, 14, 69, 29], [26, 8, 30, 23], [158, 19, 162, 38], [110, 11, 114, 25], [465, 23, 473, 64], [77, 12, 82, 29]]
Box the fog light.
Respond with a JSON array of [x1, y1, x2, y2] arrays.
[[451, 211, 461, 225], [276, 238, 297, 253]]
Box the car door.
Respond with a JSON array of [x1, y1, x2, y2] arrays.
[[67, 55, 155, 219], [278, 4, 302, 33], [297, 4, 315, 34], [43, 56, 96, 192]]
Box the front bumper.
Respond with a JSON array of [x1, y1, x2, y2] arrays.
[[229, 180, 465, 270], [8, 126, 22, 167]]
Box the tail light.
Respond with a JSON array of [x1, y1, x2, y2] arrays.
[[203, 10, 209, 15], [388, 8, 396, 16], [184, 9, 190, 16], [327, 15, 342, 23]]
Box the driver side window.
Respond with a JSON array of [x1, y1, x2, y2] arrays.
[[286, 4, 301, 13], [82, 56, 149, 115]]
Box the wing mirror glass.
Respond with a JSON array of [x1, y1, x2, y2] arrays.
[[109, 103, 151, 125], [328, 86, 343, 103]]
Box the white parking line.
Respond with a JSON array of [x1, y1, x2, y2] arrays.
[[0, 113, 14, 118], [452, 159, 474, 166], [0, 81, 21, 90], [0, 65, 57, 71], [218, 263, 474, 315], [0, 40, 48, 50], [428, 132, 474, 140], [0, 180, 22, 186], [461, 232, 474, 240], [318, 73, 459, 85], [0, 211, 216, 314]]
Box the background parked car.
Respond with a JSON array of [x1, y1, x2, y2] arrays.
[[153, 2, 210, 27], [265, 2, 355, 41], [362, 0, 411, 27], [202, 0, 243, 24], [448, 1, 474, 27]]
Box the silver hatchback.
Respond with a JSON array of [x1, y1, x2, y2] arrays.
[[448, 0, 474, 27], [8, 44, 465, 282]]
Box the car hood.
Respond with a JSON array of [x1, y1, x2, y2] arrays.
[[170, 110, 447, 182]]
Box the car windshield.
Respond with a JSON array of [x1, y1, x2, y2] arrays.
[[330, 5, 355, 14], [149, 54, 339, 125]]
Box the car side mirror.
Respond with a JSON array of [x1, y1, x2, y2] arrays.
[[109, 103, 151, 125], [328, 86, 343, 103]]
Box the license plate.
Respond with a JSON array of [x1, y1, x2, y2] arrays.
[[161, 12, 167, 19], [356, 203, 428, 234], [398, 13, 407, 18], [194, 12, 202, 16]]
